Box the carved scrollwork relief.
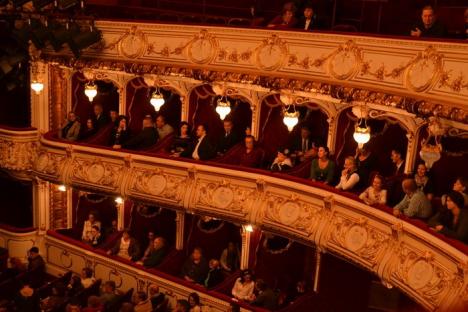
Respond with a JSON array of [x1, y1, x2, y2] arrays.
[[129, 168, 186, 203], [0, 139, 38, 172], [71, 157, 122, 189], [254, 35, 288, 71], [185, 29, 219, 64], [34, 150, 66, 179], [404, 46, 443, 93]]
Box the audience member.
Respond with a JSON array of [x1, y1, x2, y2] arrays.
[[115, 115, 158, 150], [92, 104, 109, 130], [82, 213, 101, 243], [155, 115, 174, 140], [171, 122, 192, 156], [220, 242, 240, 272], [148, 284, 165, 311], [286, 280, 307, 304], [310, 146, 335, 184], [105, 219, 119, 238], [41, 284, 66, 312], [271, 148, 293, 172], [99, 281, 119, 309], [27, 247, 45, 287], [239, 135, 263, 168], [355, 146, 376, 188], [181, 124, 216, 160], [414, 163, 434, 200], [188, 292, 202, 312], [108, 229, 141, 261], [410, 5, 447, 38], [133, 291, 152, 312], [83, 295, 103, 312], [442, 177, 468, 208], [393, 179, 432, 220], [336, 156, 360, 191], [359, 174, 387, 205], [81, 118, 97, 140], [59, 112, 81, 141], [175, 299, 190, 312], [140, 231, 156, 262], [296, 3, 315, 31], [267, 8, 297, 28], [142, 237, 167, 268], [390, 149, 405, 175], [0, 257, 26, 281], [67, 275, 84, 297], [231, 270, 255, 301], [217, 119, 240, 155], [109, 115, 131, 147], [251, 279, 278, 310], [14, 282, 40, 312], [110, 110, 119, 127], [120, 302, 135, 312], [204, 259, 224, 288], [81, 267, 96, 289], [291, 126, 319, 162], [87, 225, 102, 247], [429, 191, 468, 243], [180, 247, 209, 285]]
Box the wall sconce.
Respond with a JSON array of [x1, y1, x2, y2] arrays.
[[84, 81, 98, 102], [216, 95, 231, 120]]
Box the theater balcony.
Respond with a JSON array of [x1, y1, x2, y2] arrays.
[[0, 17, 468, 312]]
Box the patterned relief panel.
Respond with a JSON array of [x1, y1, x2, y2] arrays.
[[34, 149, 67, 181], [126, 166, 188, 206], [69, 156, 124, 192]]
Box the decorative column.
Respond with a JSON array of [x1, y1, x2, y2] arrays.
[[240, 225, 252, 270], [117, 200, 125, 231], [313, 248, 322, 293], [405, 131, 418, 174], [175, 211, 185, 251], [66, 189, 73, 228], [49, 184, 68, 229], [33, 178, 50, 234], [327, 116, 338, 154]]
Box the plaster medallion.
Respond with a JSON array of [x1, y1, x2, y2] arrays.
[[147, 174, 167, 195], [329, 48, 360, 80], [186, 30, 218, 64], [278, 201, 301, 226], [88, 163, 105, 183], [344, 225, 368, 252], [212, 186, 234, 209], [407, 260, 433, 289], [405, 58, 439, 92], [254, 35, 288, 71], [118, 27, 147, 59]]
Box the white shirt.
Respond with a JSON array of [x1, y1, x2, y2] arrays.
[[231, 278, 254, 300], [304, 19, 311, 30], [336, 172, 360, 191], [192, 135, 206, 160], [359, 187, 387, 205]]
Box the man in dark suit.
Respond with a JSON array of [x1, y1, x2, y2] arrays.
[[218, 119, 240, 154], [296, 3, 316, 31], [92, 103, 110, 130], [114, 115, 158, 150], [391, 149, 405, 175], [291, 126, 321, 161], [251, 279, 278, 310], [181, 124, 216, 160], [410, 5, 447, 38]]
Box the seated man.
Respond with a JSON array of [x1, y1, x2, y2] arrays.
[[114, 115, 158, 150], [92, 103, 110, 130], [393, 179, 432, 220], [148, 284, 166, 311], [107, 229, 141, 261], [270, 148, 293, 172], [142, 237, 167, 268], [296, 3, 315, 31], [99, 281, 119, 310], [251, 279, 278, 310], [410, 5, 447, 38], [239, 135, 263, 168], [59, 112, 81, 141], [155, 114, 174, 140], [180, 247, 209, 285], [180, 124, 216, 161], [291, 126, 320, 162], [87, 225, 102, 247], [109, 109, 119, 127], [390, 149, 405, 176], [204, 259, 224, 288], [217, 119, 240, 155]]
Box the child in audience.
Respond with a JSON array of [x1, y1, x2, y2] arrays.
[[359, 175, 387, 205]]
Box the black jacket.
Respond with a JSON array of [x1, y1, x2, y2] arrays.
[[296, 16, 315, 31], [123, 127, 158, 150], [182, 136, 217, 160], [218, 132, 240, 154]]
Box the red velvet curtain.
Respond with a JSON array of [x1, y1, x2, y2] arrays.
[[72, 190, 118, 232], [188, 85, 224, 141]]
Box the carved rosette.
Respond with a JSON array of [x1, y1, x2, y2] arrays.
[[70, 157, 122, 191], [128, 168, 187, 204], [193, 179, 255, 217], [34, 150, 66, 180], [390, 245, 453, 309], [326, 215, 389, 269], [263, 193, 322, 237]]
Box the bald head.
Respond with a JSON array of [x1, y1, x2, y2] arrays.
[[402, 179, 417, 194]]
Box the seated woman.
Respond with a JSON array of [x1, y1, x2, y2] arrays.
[[336, 156, 360, 191], [355, 146, 376, 188], [170, 121, 192, 156], [414, 163, 434, 200], [310, 146, 335, 185], [231, 269, 255, 302], [267, 8, 297, 28], [220, 242, 240, 272], [109, 115, 131, 147], [142, 237, 167, 268], [86, 225, 102, 247], [442, 177, 468, 208], [359, 174, 387, 205], [180, 247, 209, 285], [428, 191, 468, 243], [82, 212, 101, 243], [59, 112, 81, 141], [107, 229, 141, 262], [80, 118, 97, 140], [239, 135, 263, 168], [270, 148, 293, 172]]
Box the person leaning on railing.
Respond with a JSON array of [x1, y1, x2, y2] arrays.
[[59, 112, 81, 142]]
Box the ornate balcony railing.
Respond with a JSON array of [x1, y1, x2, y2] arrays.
[[25, 131, 467, 312]]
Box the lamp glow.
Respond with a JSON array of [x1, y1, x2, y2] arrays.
[[244, 224, 254, 232], [84, 82, 98, 102], [31, 81, 44, 94], [115, 196, 123, 204], [353, 119, 371, 147], [150, 91, 165, 111], [283, 111, 299, 132], [57, 184, 67, 192], [216, 97, 231, 120]]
